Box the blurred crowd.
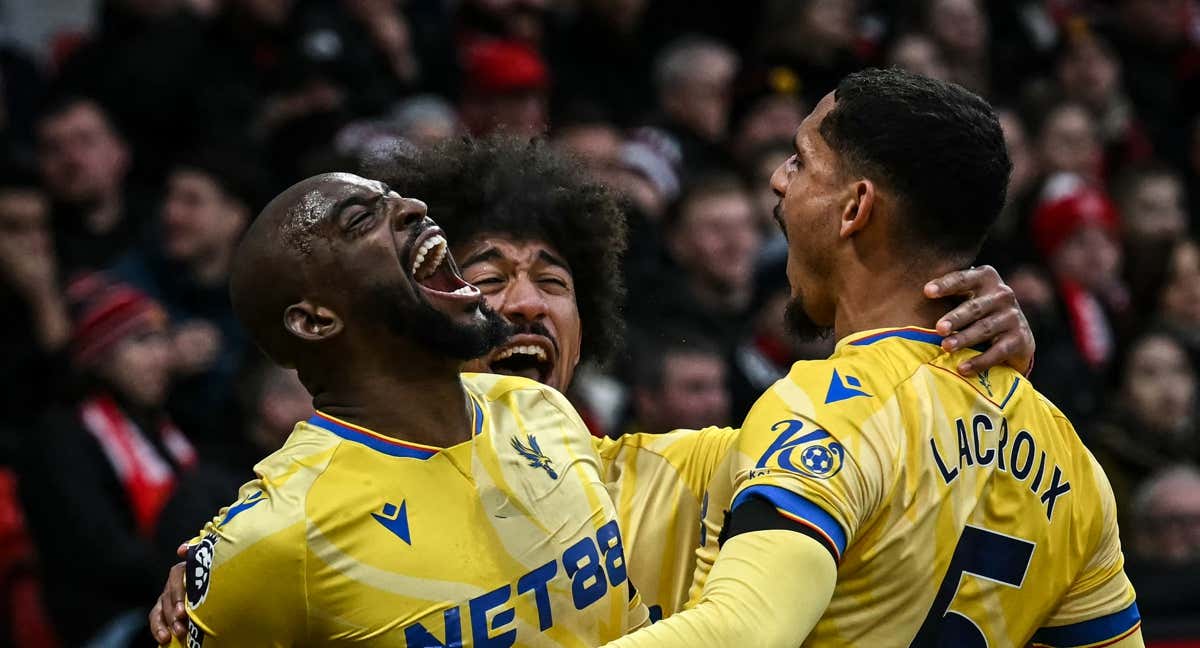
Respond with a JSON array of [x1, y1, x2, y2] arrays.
[[0, 0, 1198, 645]]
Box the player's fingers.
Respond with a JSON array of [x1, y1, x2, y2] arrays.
[[937, 290, 1001, 337], [168, 561, 188, 636], [176, 542, 188, 558], [150, 598, 171, 645], [924, 265, 998, 300], [957, 328, 1023, 376]]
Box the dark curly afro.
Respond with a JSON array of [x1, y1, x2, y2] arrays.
[[368, 136, 628, 367]]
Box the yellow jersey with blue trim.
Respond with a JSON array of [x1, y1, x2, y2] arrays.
[[594, 427, 739, 621], [180, 372, 647, 647], [722, 327, 1139, 648]]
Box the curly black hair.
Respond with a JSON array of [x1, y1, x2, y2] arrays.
[[367, 136, 628, 367]]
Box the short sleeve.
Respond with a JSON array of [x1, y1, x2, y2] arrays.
[[184, 483, 308, 647], [1032, 456, 1140, 647], [729, 394, 888, 563]]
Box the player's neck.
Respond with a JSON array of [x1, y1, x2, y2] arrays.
[[833, 266, 958, 342], [313, 359, 474, 449]]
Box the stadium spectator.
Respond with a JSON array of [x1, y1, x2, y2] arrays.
[[1056, 25, 1154, 177], [1026, 174, 1128, 421], [1124, 465, 1200, 639], [727, 73, 806, 165], [650, 36, 739, 177], [0, 164, 70, 433], [742, 139, 795, 238], [1114, 164, 1190, 248], [1094, 332, 1198, 534], [35, 96, 146, 276], [459, 39, 550, 137], [1155, 238, 1200, 363], [628, 331, 730, 435], [111, 151, 259, 453], [1033, 101, 1103, 184], [19, 274, 194, 646], [886, 32, 951, 82], [751, 0, 863, 109], [631, 174, 761, 355], [918, 0, 991, 93]]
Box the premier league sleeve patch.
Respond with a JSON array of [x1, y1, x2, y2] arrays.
[[186, 533, 218, 609]]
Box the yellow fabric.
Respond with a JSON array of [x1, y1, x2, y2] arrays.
[[182, 373, 645, 646], [690, 327, 1138, 646], [600, 530, 836, 648], [593, 427, 738, 620]]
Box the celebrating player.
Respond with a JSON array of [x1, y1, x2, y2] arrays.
[[151, 138, 1039, 645], [169, 171, 648, 646], [605, 69, 1143, 647]]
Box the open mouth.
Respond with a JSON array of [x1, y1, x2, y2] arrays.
[[486, 335, 556, 383], [409, 227, 480, 306]]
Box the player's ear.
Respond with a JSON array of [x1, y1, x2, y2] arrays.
[[284, 300, 343, 342], [838, 179, 875, 239]]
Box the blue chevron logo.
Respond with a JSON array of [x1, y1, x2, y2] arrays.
[[825, 369, 871, 404], [219, 490, 266, 528], [372, 501, 411, 545]]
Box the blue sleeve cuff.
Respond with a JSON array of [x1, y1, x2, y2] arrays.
[[1031, 603, 1141, 647], [731, 484, 848, 560]]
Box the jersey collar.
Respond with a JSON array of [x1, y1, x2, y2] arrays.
[[836, 326, 987, 352], [308, 395, 484, 460]]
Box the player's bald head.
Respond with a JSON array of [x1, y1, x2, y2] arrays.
[[229, 172, 386, 366]]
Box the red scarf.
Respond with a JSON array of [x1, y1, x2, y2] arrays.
[[79, 394, 196, 538], [1059, 279, 1114, 370]]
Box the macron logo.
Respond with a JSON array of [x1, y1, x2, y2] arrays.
[[825, 369, 871, 404], [372, 501, 411, 545]]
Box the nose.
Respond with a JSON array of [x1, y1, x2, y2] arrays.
[[500, 275, 549, 324], [388, 196, 428, 230], [770, 161, 789, 197]]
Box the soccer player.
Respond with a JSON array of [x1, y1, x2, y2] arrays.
[[171, 171, 647, 646], [150, 139, 1038, 642], [605, 69, 1143, 647]]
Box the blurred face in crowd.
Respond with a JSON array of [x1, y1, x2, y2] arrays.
[[253, 367, 312, 451], [553, 124, 623, 178], [1120, 174, 1188, 244], [37, 101, 130, 206], [458, 236, 581, 392], [669, 187, 761, 297], [1121, 0, 1188, 47], [1161, 240, 1200, 328], [471, 0, 548, 42], [751, 145, 794, 232], [734, 96, 806, 162], [1050, 225, 1122, 292], [1122, 334, 1196, 435], [0, 189, 52, 263], [800, 0, 857, 51], [888, 33, 950, 82], [661, 51, 737, 142], [927, 0, 987, 59], [1038, 104, 1101, 181], [467, 91, 548, 138], [1136, 468, 1200, 563], [1058, 39, 1120, 111], [999, 110, 1038, 200], [236, 0, 293, 27], [636, 350, 730, 433], [97, 327, 172, 409], [161, 169, 249, 264]]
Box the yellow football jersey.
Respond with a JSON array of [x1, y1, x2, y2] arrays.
[[708, 327, 1139, 647], [181, 373, 646, 647], [594, 427, 738, 621]]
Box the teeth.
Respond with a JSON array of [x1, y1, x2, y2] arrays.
[[411, 235, 447, 277], [494, 345, 548, 361], [452, 285, 476, 295]]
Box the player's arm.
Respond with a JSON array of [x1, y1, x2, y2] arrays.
[[925, 264, 1036, 376], [593, 427, 739, 500], [601, 528, 835, 648]]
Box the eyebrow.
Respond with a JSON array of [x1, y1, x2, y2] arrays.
[[537, 250, 570, 272], [461, 248, 503, 268]]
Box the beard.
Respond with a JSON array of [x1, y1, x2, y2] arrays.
[[784, 294, 832, 342], [363, 284, 513, 361]]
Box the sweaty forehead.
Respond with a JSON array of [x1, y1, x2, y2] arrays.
[[280, 175, 387, 254]]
